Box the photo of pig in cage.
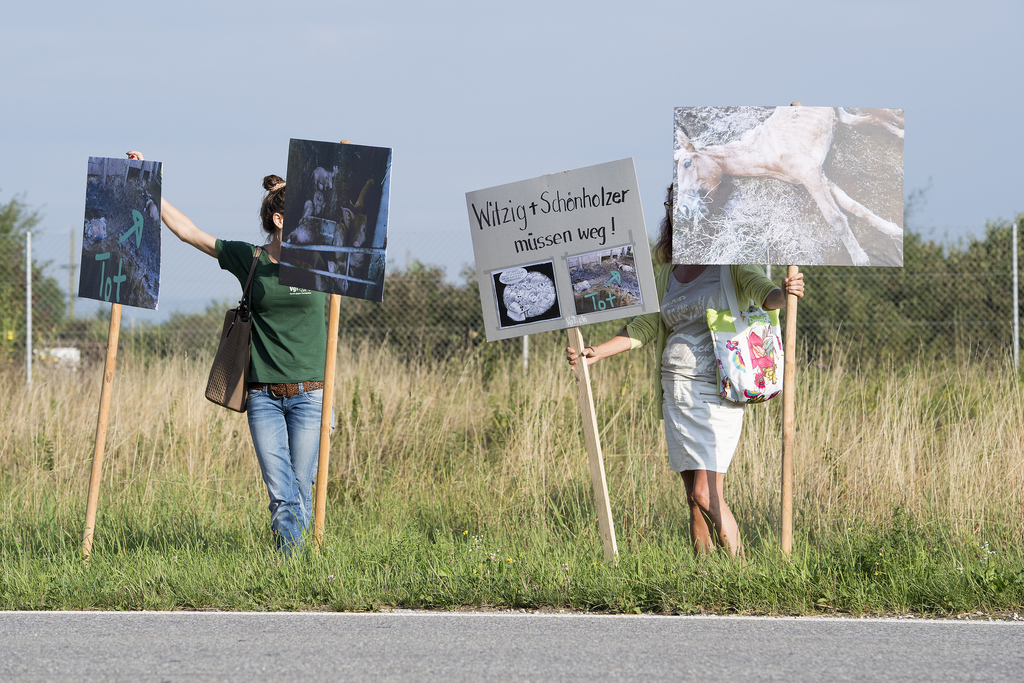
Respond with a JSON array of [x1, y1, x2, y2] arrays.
[[78, 156, 162, 310], [491, 261, 562, 329], [279, 139, 391, 302], [567, 245, 642, 316]]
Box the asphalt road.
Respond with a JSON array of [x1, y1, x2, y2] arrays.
[[2, 611, 1022, 682]]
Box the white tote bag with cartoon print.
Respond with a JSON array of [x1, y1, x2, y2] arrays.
[[705, 265, 785, 403]]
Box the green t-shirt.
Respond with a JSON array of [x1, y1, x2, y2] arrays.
[[216, 240, 327, 383]]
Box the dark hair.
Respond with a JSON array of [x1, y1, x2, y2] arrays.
[[653, 183, 673, 264], [260, 175, 286, 235]]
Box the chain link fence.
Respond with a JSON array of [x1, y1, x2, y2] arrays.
[[5, 222, 1024, 370]]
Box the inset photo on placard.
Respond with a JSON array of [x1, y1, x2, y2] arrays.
[[79, 156, 162, 309], [491, 261, 561, 329], [567, 245, 642, 316]]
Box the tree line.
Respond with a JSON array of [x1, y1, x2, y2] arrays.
[[1, 190, 1021, 364]]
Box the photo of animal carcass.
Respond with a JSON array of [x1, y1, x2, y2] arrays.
[[568, 246, 642, 316], [279, 139, 391, 301], [78, 156, 162, 309], [491, 262, 562, 329], [673, 106, 904, 267]]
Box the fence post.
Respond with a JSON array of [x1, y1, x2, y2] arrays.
[[25, 231, 32, 385], [1014, 219, 1019, 372], [69, 229, 76, 319], [523, 335, 529, 372]]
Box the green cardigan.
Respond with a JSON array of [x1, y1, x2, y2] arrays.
[[623, 263, 779, 419]]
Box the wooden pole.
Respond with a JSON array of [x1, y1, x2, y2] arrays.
[[780, 265, 799, 554], [82, 303, 122, 558], [69, 229, 76, 319], [566, 326, 618, 563], [313, 293, 342, 549]]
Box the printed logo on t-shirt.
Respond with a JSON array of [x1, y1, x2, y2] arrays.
[[661, 295, 712, 329], [288, 286, 312, 295]]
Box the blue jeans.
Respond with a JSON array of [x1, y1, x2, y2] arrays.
[[246, 384, 324, 554]]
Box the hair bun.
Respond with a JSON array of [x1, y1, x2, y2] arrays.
[[263, 174, 286, 192]]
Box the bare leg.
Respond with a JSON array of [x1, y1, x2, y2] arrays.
[[681, 470, 715, 554], [681, 470, 743, 558]]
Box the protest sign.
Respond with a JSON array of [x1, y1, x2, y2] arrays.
[[466, 158, 658, 342], [279, 138, 391, 302], [673, 106, 904, 267], [466, 158, 657, 562], [276, 138, 392, 548], [80, 153, 162, 556], [78, 156, 162, 309]]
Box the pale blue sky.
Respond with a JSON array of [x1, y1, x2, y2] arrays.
[[1, 0, 1020, 320]]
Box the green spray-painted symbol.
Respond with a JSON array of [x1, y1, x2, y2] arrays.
[[119, 209, 144, 248]]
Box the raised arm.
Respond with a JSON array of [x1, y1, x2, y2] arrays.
[[126, 151, 217, 258], [159, 197, 217, 257]]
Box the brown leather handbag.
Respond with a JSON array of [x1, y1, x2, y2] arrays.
[[205, 247, 262, 412]]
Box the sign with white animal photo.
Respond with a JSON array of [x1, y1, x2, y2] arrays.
[[78, 156, 162, 309], [673, 106, 904, 267], [279, 138, 392, 302], [466, 158, 659, 341]]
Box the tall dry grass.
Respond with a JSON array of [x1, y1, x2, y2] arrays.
[[2, 338, 1022, 548]]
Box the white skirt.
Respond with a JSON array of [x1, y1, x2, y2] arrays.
[[662, 377, 745, 473]]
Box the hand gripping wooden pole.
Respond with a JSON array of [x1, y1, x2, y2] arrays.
[[82, 303, 122, 558], [567, 327, 618, 563], [780, 265, 799, 554], [313, 293, 341, 549]]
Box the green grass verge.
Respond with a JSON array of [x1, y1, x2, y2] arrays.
[[3, 498, 1022, 616], [3, 345, 1024, 616]]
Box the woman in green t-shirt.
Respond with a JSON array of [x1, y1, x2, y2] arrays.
[[129, 152, 327, 555]]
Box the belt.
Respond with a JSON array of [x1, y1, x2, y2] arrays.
[[248, 381, 324, 398]]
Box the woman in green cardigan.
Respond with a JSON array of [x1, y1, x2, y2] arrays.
[[567, 186, 804, 558]]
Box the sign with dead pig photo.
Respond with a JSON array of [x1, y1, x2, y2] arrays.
[[279, 139, 392, 301], [466, 158, 659, 341], [78, 156, 162, 309]]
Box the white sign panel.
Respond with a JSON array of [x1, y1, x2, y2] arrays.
[[466, 158, 659, 341]]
